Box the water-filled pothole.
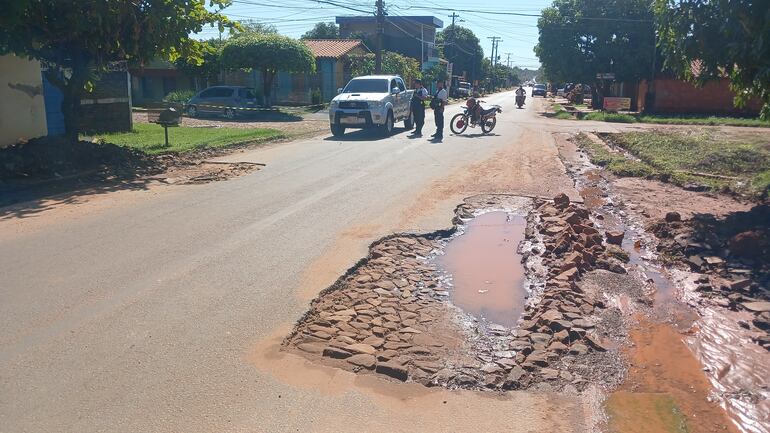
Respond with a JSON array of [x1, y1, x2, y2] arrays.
[[436, 211, 527, 327]]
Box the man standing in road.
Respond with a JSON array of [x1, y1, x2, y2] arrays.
[[430, 80, 448, 141], [409, 79, 428, 137]]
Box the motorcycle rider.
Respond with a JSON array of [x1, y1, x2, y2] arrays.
[[409, 79, 428, 137], [515, 85, 526, 106]]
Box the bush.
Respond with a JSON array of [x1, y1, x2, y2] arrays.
[[584, 112, 637, 123], [163, 90, 196, 104], [311, 89, 322, 105]]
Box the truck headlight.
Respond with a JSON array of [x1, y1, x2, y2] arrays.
[[368, 101, 382, 109], [330, 100, 339, 109]]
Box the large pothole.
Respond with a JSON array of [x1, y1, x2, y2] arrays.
[[435, 211, 528, 328], [283, 194, 631, 391]]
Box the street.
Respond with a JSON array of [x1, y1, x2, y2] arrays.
[[1, 92, 603, 432]]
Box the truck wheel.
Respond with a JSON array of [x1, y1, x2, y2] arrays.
[[330, 124, 345, 137], [404, 111, 414, 130], [381, 111, 394, 136]]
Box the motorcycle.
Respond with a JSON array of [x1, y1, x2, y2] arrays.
[[515, 94, 526, 108], [450, 98, 502, 135]]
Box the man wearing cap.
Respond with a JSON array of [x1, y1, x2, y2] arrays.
[[409, 79, 428, 137]]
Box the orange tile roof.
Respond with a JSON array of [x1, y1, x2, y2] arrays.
[[303, 39, 368, 59]]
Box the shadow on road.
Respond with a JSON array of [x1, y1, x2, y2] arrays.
[[451, 132, 501, 138], [322, 128, 413, 142], [0, 175, 156, 220]]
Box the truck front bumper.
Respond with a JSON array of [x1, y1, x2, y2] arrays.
[[330, 109, 383, 128]]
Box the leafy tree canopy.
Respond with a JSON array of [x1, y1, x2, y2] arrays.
[[175, 39, 225, 87], [221, 33, 315, 106], [235, 20, 278, 37], [422, 64, 448, 85], [436, 25, 484, 81], [655, 0, 770, 119], [0, 0, 233, 140], [301, 22, 341, 40], [534, 0, 655, 84], [349, 51, 422, 86]]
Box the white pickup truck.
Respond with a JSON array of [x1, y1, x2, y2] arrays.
[[329, 75, 414, 137]]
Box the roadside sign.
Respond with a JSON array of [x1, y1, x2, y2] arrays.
[[603, 97, 631, 112], [595, 73, 615, 80]]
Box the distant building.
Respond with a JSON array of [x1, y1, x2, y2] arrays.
[[304, 39, 370, 101], [336, 16, 443, 70], [129, 59, 197, 105], [221, 39, 369, 105]]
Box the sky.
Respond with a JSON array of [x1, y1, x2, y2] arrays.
[[194, 0, 553, 70]]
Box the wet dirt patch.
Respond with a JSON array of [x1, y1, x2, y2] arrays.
[[606, 391, 689, 433], [436, 211, 528, 327], [283, 193, 633, 392], [555, 132, 770, 433]]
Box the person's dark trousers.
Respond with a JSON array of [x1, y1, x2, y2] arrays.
[[434, 109, 444, 138], [413, 107, 425, 134]]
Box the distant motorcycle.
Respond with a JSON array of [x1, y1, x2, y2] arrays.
[[516, 94, 526, 108], [450, 98, 502, 134]]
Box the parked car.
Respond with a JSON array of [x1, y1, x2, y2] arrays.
[[532, 84, 547, 97], [454, 81, 472, 98], [185, 86, 258, 119], [557, 88, 566, 97], [328, 75, 414, 137]]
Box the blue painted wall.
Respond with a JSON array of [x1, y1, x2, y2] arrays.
[[41, 73, 65, 136]]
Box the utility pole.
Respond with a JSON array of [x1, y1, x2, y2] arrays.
[[446, 12, 461, 80], [488, 36, 501, 89], [375, 0, 384, 74], [505, 53, 511, 68], [449, 12, 460, 28]]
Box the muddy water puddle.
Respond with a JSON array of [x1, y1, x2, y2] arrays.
[[436, 211, 528, 327]]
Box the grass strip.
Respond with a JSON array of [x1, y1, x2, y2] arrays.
[[94, 124, 286, 155]]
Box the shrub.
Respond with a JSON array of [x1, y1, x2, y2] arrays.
[[163, 90, 196, 104]]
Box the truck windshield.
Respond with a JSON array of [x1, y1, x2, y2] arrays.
[[343, 79, 388, 93]]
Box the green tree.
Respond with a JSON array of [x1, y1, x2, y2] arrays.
[[0, 0, 232, 142], [301, 22, 340, 40], [655, 0, 770, 119], [436, 25, 484, 81], [221, 33, 316, 106], [175, 39, 225, 89], [348, 51, 422, 86], [422, 64, 448, 86], [235, 20, 278, 36], [534, 0, 655, 84]]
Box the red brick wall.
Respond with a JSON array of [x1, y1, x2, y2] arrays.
[[639, 78, 762, 115]]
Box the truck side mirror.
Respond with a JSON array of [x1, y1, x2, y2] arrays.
[[337, 87, 344, 94], [391, 87, 400, 94]]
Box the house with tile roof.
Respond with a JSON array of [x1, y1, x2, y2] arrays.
[[303, 39, 369, 102], [221, 39, 369, 105]]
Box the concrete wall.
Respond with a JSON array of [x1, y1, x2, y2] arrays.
[[0, 55, 48, 148]]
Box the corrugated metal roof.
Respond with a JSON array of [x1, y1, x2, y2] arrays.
[[303, 39, 368, 59]]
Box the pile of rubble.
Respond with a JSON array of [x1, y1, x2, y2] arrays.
[[284, 194, 631, 390], [649, 205, 770, 350]]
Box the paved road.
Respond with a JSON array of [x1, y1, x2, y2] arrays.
[[2, 92, 598, 432]]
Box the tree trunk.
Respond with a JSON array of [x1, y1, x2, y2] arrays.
[[262, 68, 274, 107], [46, 54, 89, 143]]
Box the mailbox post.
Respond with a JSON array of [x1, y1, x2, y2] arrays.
[[148, 107, 181, 147]]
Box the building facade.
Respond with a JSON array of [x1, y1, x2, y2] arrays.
[[0, 55, 48, 147], [336, 16, 443, 70]]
